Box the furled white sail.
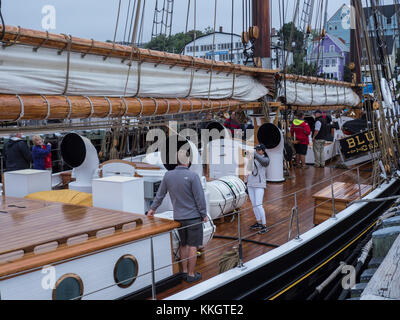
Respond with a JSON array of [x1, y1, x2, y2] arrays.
[[0, 45, 268, 102], [279, 80, 360, 107]]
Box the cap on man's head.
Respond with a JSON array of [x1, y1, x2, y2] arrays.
[[314, 110, 322, 115], [255, 143, 266, 151]]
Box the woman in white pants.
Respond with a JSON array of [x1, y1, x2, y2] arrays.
[[245, 144, 270, 234]]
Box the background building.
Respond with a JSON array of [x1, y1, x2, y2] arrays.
[[307, 33, 350, 81], [364, 4, 399, 46], [326, 4, 351, 48], [182, 30, 245, 65]]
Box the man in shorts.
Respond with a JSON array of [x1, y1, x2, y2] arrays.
[[147, 149, 208, 283], [290, 112, 311, 169]]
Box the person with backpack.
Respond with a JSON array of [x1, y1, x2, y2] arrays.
[[290, 112, 311, 169], [3, 133, 31, 171], [245, 144, 270, 234]]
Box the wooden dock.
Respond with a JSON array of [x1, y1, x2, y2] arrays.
[[361, 234, 400, 300]]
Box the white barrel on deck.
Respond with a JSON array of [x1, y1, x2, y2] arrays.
[[218, 176, 248, 208], [206, 175, 248, 220]]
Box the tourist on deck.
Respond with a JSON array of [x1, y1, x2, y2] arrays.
[[147, 149, 207, 284], [31, 135, 52, 170], [312, 110, 329, 168], [3, 133, 31, 171], [43, 143, 52, 171], [246, 144, 270, 234], [200, 112, 214, 130], [290, 112, 311, 169], [224, 111, 242, 138]]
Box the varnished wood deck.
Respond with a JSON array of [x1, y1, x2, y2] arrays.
[[0, 197, 180, 278], [157, 163, 373, 299], [0, 162, 373, 298]]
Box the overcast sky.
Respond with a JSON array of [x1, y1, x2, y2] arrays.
[[2, 0, 352, 42]]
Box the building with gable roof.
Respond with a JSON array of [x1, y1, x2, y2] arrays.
[[306, 33, 350, 81], [326, 4, 351, 48]]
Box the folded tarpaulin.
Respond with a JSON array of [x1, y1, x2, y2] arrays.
[[0, 44, 268, 102], [279, 80, 360, 107]]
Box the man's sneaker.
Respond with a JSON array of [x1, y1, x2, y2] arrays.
[[258, 226, 268, 234], [185, 272, 202, 283], [250, 223, 262, 230]]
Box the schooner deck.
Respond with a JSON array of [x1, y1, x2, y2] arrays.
[[0, 161, 373, 299], [157, 162, 373, 299], [0, 197, 180, 278]]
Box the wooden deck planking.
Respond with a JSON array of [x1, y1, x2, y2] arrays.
[[0, 197, 177, 256], [0, 163, 373, 298], [156, 164, 373, 299]]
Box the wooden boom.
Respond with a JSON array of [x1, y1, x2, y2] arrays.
[[0, 95, 259, 121]]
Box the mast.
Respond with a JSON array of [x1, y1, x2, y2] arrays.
[[251, 0, 271, 68], [350, 0, 362, 85]]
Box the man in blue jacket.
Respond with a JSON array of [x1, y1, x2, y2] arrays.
[[147, 149, 207, 283]]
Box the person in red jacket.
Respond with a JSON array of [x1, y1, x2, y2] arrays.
[[223, 111, 242, 138], [42, 143, 52, 171], [290, 112, 311, 169]]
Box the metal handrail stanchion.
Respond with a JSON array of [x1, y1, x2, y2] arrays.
[[357, 167, 362, 199], [294, 193, 301, 241], [150, 236, 156, 300], [288, 193, 302, 241], [237, 210, 245, 270], [331, 177, 337, 219]]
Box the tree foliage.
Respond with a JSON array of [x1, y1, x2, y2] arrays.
[[278, 22, 304, 52], [278, 22, 318, 76], [145, 28, 213, 53]]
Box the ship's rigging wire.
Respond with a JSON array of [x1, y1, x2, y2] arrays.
[[123, 0, 132, 43], [0, 0, 5, 41], [207, 0, 218, 102]]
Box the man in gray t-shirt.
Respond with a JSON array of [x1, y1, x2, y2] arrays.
[[147, 150, 207, 283]]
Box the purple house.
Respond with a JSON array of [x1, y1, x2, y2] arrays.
[[306, 33, 350, 81]]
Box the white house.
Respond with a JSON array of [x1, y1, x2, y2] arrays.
[[182, 31, 245, 65]]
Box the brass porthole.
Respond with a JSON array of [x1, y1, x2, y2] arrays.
[[52, 273, 84, 300], [113, 254, 139, 288]]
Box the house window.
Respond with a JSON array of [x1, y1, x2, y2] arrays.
[[387, 17, 392, 25], [332, 59, 337, 67], [330, 45, 335, 52], [325, 59, 330, 67]]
